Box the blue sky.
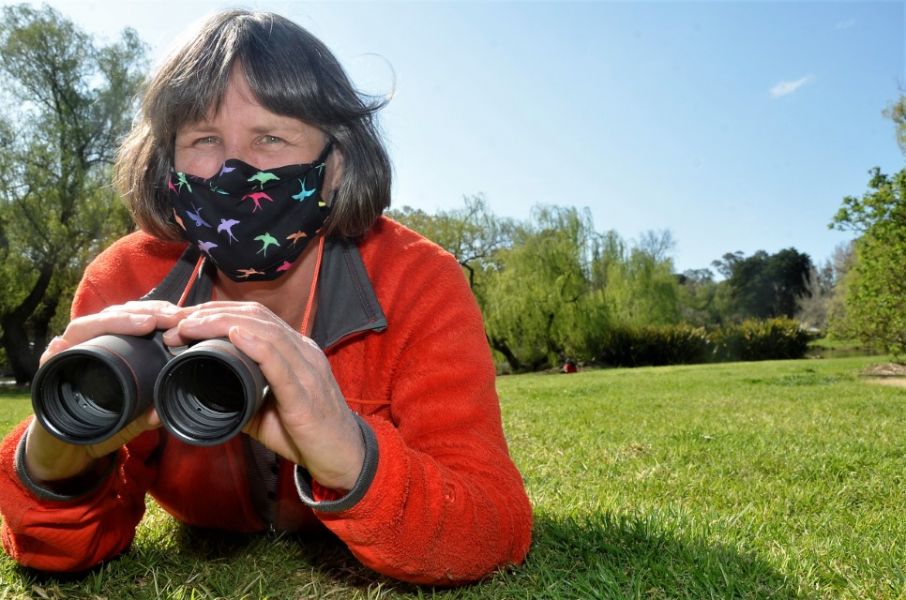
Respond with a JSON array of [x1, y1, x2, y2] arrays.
[[6, 1, 904, 272]]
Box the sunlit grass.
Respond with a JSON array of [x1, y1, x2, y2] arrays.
[[1, 356, 904, 598]]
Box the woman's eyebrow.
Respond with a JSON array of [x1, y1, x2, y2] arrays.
[[177, 123, 219, 135]]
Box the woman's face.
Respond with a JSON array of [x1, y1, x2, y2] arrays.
[[174, 68, 328, 178]]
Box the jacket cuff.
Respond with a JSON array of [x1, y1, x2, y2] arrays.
[[14, 428, 118, 503], [294, 414, 378, 513]]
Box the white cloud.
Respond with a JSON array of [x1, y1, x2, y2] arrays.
[[835, 19, 856, 30], [770, 74, 816, 98]]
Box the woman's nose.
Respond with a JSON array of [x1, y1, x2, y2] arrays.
[[222, 139, 245, 162]]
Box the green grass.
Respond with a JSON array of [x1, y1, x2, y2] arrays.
[[806, 337, 877, 359], [1, 356, 905, 599]]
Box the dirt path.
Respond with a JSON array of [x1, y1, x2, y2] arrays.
[[862, 363, 906, 388]]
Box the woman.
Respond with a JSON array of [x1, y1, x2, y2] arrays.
[[0, 10, 532, 585]]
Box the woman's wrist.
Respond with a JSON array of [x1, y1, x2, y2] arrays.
[[23, 420, 100, 483]]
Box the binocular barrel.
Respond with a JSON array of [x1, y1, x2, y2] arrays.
[[31, 334, 267, 447], [155, 339, 266, 446]]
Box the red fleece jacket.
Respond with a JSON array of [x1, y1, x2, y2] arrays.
[[0, 217, 532, 584]]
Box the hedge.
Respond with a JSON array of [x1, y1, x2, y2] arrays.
[[596, 318, 810, 367]]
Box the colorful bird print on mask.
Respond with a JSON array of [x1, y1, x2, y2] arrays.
[[217, 218, 240, 244], [291, 179, 316, 201], [173, 209, 186, 231], [236, 268, 266, 279], [168, 179, 179, 195], [176, 172, 192, 193], [197, 240, 218, 255], [247, 171, 280, 190], [185, 205, 212, 228], [209, 182, 229, 195], [286, 230, 308, 246], [254, 233, 280, 256], [276, 261, 293, 272], [241, 191, 274, 213], [219, 163, 236, 177]]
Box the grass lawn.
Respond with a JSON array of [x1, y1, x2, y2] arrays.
[[0, 356, 904, 599]]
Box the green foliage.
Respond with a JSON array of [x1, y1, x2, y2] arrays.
[[883, 95, 906, 155], [709, 318, 811, 362], [2, 357, 905, 598], [831, 167, 906, 357], [0, 4, 146, 383], [597, 323, 710, 367], [599, 230, 682, 327], [387, 194, 513, 294], [677, 268, 726, 326], [396, 198, 685, 372], [481, 206, 609, 371], [712, 248, 813, 321], [596, 318, 809, 367]]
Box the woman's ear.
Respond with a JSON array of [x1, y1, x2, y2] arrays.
[[324, 145, 344, 201]]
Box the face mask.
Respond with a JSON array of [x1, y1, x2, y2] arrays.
[[168, 143, 332, 282]]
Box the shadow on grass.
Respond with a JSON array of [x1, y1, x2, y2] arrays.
[[518, 512, 812, 599], [3, 511, 813, 599], [146, 512, 813, 599]]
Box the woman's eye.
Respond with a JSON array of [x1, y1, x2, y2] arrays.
[[195, 136, 220, 146], [259, 135, 283, 145]]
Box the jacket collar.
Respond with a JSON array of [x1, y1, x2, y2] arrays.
[[144, 239, 387, 351], [311, 237, 387, 350]]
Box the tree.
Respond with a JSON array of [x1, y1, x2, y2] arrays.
[[712, 248, 813, 321], [0, 4, 147, 383], [387, 194, 513, 294], [602, 230, 681, 327], [831, 167, 906, 355], [677, 268, 724, 326], [796, 242, 853, 332], [824, 242, 856, 338], [883, 95, 906, 156], [482, 206, 609, 371]]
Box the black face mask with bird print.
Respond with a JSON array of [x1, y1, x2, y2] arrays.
[[168, 143, 333, 282]]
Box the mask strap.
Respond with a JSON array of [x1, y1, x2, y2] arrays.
[[318, 140, 335, 163], [176, 255, 207, 307], [300, 236, 326, 336]]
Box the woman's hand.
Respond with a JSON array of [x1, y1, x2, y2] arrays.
[[25, 301, 186, 484], [161, 301, 365, 492]]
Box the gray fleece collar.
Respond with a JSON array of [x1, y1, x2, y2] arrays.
[[144, 238, 388, 350]]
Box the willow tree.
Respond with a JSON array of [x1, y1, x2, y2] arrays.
[[481, 206, 609, 371], [0, 4, 146, 383]]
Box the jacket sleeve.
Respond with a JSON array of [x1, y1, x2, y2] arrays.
[[307, 243, 533, 585], [0, 241, 168, 572], [0, 421, 160, 572]]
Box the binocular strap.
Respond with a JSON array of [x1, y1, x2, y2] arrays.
[[141, 246, 215, 306]]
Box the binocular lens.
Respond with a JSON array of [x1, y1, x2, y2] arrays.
[[163, 358, 245, 423], [33, 334, 264, 447], [33, 352, 134, 444], [155, 340, 266, 446]]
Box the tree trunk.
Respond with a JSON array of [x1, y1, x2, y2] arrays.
[[489, 335, 523, 372], [0, 316, 40, 385], [0, 259, 55, 384]]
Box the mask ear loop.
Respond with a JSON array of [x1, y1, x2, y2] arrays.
[[176, 255, 207, 307], [300, 236, 326, 336]]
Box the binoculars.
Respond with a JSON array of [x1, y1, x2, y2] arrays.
[[31, 333, 267, 446]]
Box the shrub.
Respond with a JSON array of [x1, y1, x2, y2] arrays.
[[598, 323, 709, 367], [597, 318, 809, 367], [710, 318, 810, 362]]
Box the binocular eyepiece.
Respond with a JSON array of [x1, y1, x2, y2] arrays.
[[31, 334, 267, 446]]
